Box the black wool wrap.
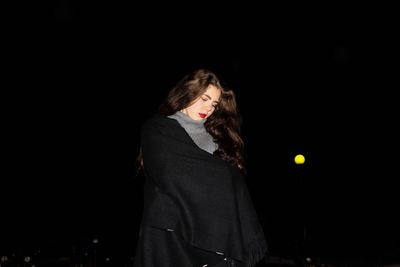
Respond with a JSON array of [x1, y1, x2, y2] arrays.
[[139, 115, 268, 267]]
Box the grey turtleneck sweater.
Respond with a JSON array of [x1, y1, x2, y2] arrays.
[[168, 111, 218, 154]]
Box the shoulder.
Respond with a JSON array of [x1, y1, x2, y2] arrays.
[[140, 113, 192, 150], [141, 114, 181, 135]]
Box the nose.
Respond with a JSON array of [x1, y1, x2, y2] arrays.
[[205, 103, 213, 112]]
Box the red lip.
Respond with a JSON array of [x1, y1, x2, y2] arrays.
[[199, 113, 207, 118]]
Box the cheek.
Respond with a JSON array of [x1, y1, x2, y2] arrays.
[[187, 103, 201, 114], [193, 102, 204, 110]]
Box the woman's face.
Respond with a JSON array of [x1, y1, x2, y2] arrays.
[[181, 85, 221, 121]]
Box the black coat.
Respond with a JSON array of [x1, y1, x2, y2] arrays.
[[134, 115, 267, 267]]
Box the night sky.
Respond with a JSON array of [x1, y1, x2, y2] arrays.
[[2, 2, 399, 265]]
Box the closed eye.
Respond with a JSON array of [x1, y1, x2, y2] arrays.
[[202, 94, 219, 107]]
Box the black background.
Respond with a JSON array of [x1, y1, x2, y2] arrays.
[[2, 2, 399, 265]]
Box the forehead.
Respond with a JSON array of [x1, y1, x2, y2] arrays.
[[204, 85, 221, 99]]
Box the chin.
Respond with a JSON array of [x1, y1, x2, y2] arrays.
[[192, 116, 204, 121]]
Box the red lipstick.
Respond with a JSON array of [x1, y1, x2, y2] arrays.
[[199, 113, 207, 118]]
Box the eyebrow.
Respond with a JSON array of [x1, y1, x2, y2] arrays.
[[203, 94, 220, 103]]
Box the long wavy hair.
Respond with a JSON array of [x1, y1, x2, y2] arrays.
[[136, 69, 245, 173]]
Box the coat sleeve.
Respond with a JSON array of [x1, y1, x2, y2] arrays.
[[140, 118, 169, 188]]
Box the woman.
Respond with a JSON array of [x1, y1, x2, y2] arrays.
[[134, 69, 268, 267]]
